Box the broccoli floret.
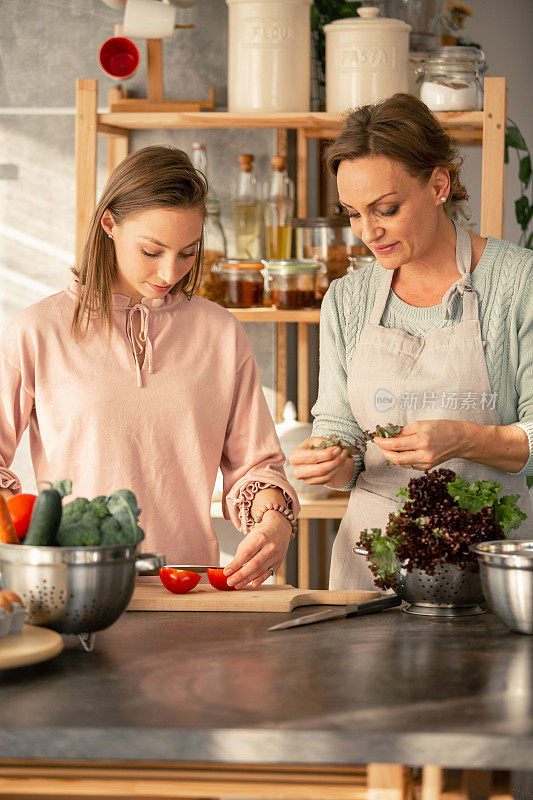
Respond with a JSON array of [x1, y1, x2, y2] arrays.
[[56, 504, 102, 546], [89, 496, 110, 520], [100, 516, 127, 545], [61, 497, 90, 523], [56, 521, 101, 547]]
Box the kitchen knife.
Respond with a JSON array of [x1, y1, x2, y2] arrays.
[[268, 595, 401, 631]]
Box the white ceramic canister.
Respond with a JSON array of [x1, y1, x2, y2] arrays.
[[226, 0, 312, 113], [324, 7, 411, 113]]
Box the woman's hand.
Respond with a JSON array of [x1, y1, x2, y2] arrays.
[[223, 513, 292, 589], [289, 436, 352, 488], [373, 419, 465, 470]]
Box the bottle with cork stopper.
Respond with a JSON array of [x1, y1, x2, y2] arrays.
[[232, 154, 262, 260], [263, 155, 294, 260]]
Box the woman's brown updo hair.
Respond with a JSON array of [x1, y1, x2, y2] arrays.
[[326, 93, 469, 221]]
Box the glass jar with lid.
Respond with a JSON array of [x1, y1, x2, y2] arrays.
[[261, 259, 327, 310], [292, 216, 370, 287], [210, 259, 265, 308], [417, 46, 487, 111]]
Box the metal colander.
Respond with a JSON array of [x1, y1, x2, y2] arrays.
[[353, 547, 486, 616], [0, 543, 164, 650], [394, 563, 486, 616]]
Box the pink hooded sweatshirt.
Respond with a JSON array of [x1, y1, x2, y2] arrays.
[[0, 278, 299, 563]]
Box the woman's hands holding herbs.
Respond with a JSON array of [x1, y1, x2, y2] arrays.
[[289, 436, 353, 488], [373, 419, 464, 470]]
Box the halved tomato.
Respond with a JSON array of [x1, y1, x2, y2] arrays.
[[6, 493, 37, 540], [207, 567, 235, 591], [159, 568, 201, 594]]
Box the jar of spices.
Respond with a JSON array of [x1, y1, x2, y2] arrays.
[[262, 259, 327, 309], [292, 216, 370, 286], [210, 260, 265, 308], [417, 46, 487, 111]]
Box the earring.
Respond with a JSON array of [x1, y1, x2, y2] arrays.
[[108, 233, 113, 239], [441, 196, 447, 203]]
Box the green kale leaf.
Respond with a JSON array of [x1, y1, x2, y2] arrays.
[[105, 490, 142, 544], [494, 494, 528, 535], [447, 476, 502, 514]]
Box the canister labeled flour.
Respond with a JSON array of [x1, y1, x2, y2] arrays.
[[226, 0, 312, 112], [324, 7, 411, 112]]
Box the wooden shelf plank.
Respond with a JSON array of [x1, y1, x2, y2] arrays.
[[211, 495, 349, 521], [228, 308, 321, 323], [97, 109, 484, 134]]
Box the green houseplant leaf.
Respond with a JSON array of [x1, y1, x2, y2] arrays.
[[519, 155, 532, 188]]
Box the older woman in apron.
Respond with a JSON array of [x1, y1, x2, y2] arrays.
[[290, 93, 533, 800], [290, 92, 533, 591]]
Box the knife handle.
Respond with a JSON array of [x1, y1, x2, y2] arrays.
[[344, 595, 401, 617]]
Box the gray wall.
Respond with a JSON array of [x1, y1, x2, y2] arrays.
[[0, 0, 532, 581]]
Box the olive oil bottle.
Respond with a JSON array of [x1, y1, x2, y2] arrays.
[[263, 155, 294, 259], [232, 154, 262, 260]]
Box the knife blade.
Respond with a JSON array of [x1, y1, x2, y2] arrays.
[[268, 595, 401, 631]]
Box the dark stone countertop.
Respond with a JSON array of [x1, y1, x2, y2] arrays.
[[0, 606, 532, 770]]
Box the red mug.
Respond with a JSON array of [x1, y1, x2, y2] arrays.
[[98, 36, 140, 80]]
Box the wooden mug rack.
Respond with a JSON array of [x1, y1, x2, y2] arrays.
[[110, 37, 216, 111]]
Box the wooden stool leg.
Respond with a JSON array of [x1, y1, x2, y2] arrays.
[[367, 763, 408, 800], [421, 765, 443, 800], [298, 518, 310, 588]]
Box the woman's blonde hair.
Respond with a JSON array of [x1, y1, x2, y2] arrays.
[[326, 93, 469, 221], [71, 145, 207, 339]]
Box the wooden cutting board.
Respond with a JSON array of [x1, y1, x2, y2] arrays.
[[127, 583, 381, 613], [0, 625, 64, 669]]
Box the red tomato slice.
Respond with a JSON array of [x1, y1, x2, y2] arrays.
[[207, 567, 235, 591], [6, 494, 37, 540], [159, 568, 201, 594]]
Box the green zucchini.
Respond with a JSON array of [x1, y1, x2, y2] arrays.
[[25, 489, 63, 546]]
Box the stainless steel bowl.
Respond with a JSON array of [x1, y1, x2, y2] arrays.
[[0, 543, 164, 649], [471, 540, 533, 634]]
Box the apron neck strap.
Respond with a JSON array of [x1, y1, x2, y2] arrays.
[[369, 268, 394, 325], [440, 219, 473, 319]]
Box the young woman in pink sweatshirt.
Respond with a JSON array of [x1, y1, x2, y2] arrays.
[[0, 145, 299, 589]]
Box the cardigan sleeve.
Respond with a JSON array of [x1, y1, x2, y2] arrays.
[[507, 252, 533, 475], [310, 280, 365, 491], [220, 347, 300, 532]]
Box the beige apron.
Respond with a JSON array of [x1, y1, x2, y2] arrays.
[[330, 221, 533, 590]]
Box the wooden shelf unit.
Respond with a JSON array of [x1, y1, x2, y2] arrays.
[[75, 77, 508, 589]]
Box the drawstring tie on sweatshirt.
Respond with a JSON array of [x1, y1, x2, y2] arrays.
[[126, 304, 153, 388]]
